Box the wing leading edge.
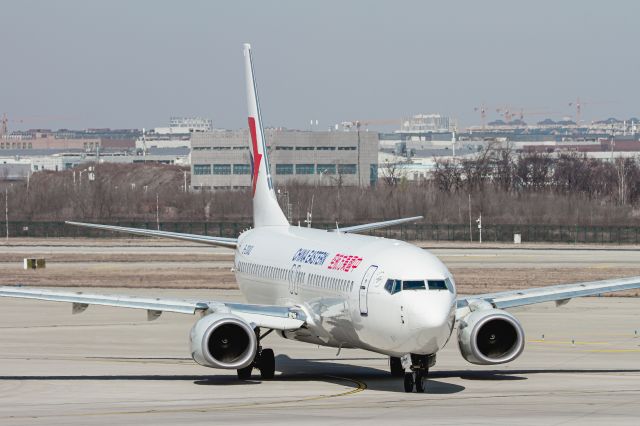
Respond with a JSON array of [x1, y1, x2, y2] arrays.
[[457, 275, 640, 318], [65, 221, 238, 248], [0, 286, 305, 331]]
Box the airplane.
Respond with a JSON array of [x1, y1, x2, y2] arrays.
[[2, 43, 640, 393]]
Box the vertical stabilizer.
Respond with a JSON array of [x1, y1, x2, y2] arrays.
[[243, 43, 289, 228]]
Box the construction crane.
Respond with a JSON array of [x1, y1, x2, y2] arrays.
[[492, 106, 557, 124], [568, 98, 616, 125], [568, 97, 583, 125], [495, 106, 516, 123], [473, 104, 487, 129], [0, 113, 77, 136], [517, 108, 559, 122], [0, 113, 26, 136]]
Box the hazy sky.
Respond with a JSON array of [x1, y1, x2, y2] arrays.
[[1, 0, 638, 131]]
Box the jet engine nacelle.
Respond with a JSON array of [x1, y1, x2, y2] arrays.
[[457, 308, 525, 365], [190, 313, 257, 369]]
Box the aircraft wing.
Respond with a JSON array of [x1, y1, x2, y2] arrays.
[[331, 216, 423, 234], [0, 286, 305, 331], [456, 275, 640, 318], [65, 221, 238, 248]]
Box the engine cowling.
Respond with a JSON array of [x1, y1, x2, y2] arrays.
[[457, 308, 525, 365], [190, 313, 257, 369]]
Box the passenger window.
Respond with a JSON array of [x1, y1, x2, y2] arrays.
[[427, 280, 448, 290], [403, 280, 426, 290]]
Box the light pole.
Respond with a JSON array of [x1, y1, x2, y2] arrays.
[[476, 214, 482, 244], [468, 194, 472, 242], [4, 188, 8, 242]]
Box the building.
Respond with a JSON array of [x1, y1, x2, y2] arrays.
[[190, 129, 378, 190], [0, 132, 101, 151], [135, 128, 191, 151], [0, 162, 31, 181], [0, 147, 189, 175], [135, 117, 213, 151], [399, 114, 451, 134], [169, 117, 213, 132]]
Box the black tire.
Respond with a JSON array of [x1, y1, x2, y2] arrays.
[[237, 365, 252, 380], [415, 370, 426, 393], [390, 357, 404, 377], [258, 348, 275, 380], [403, 372, 414, 393]]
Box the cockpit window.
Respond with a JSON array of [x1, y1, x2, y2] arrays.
[[427, 280, 448, 290], [385, 278, 455, 293], [445, 277, 455, 293], [403, 280, 426, 290], [384, 279, 402, 294]]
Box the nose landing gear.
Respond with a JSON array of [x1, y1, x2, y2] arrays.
[[400, 353, 436, 393], [403, 370, 427, 393], [237, 328, 276, 380]]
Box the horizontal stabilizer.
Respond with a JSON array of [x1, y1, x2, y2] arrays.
[[330, 216, 423, 234], [65, 221, 237, 248]]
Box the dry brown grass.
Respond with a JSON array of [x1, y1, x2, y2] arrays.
[[2, 263, 638, 296]]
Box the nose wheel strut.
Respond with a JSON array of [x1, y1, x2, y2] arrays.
[[404, 369, 427, 393], [400, 353, 435, 393]]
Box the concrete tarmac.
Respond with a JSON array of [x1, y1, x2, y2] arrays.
[[0, 289, 639, 425]]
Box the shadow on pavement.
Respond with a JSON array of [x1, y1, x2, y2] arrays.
[[3, 356, 637, 394]]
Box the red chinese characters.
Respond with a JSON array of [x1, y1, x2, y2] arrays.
[[327, 254, 363, 272]]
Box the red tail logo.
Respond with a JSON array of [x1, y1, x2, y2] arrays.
[[248, 117, 262, 197]]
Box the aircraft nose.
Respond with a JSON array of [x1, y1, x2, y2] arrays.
[[411, 296, 453, 328], [407, 292, 456, 352]]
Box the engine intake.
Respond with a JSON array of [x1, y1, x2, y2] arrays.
[[457, 308, 524, 365], [190, 313, 257, 369]]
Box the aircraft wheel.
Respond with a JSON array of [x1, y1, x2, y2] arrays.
[[390, 356, 404, 377], [414, 369, 426, 393], [237, 365, 253, 380], [258, 348, 275, 380], [403, 372, 414, 393]]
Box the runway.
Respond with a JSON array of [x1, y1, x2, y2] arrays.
[[0, 289, 639, 425]]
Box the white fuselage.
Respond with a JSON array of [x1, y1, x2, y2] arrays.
[[234, 226, 457, 357]]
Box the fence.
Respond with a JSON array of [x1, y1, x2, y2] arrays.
[[3, 221, 640, 244]]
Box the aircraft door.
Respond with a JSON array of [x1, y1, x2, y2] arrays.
[[359, 265, 378, 315]]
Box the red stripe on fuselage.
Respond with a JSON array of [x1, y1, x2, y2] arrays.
[[248, 117, 262, 197]]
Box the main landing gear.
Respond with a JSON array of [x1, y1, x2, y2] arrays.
[[237, 328, 275, 380], [392, 354, 436, 393]]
